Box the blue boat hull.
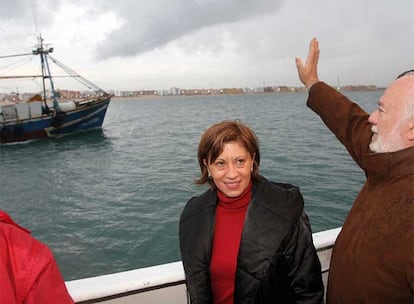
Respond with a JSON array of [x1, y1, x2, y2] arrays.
[[0, 97, 111, 144]]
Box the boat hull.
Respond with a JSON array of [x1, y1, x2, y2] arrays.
[[0, 97, 111, 144]]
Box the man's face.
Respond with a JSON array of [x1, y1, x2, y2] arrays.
[[368, 76, 413, 153]]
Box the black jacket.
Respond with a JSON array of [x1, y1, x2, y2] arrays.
[[179, 176, 324, 304]]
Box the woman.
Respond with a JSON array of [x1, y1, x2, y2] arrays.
[[179, 120, 324, 304]]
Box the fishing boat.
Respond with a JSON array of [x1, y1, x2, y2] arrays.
[[66, 227, 341, 303], [0, 36, 111, 144]]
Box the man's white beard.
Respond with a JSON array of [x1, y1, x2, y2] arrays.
[[369, 125, 382, 152], [369, 125, 403, 153]]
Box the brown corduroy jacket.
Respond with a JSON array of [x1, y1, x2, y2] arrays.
[[308, 82, 414, 303]]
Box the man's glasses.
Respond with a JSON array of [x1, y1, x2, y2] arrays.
[[396, 69, 414, 79]]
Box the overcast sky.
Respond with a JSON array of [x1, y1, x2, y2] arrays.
[[0, 0, 413, 92]]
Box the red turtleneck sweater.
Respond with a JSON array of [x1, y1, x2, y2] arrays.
[[210, 182, 252, 304]]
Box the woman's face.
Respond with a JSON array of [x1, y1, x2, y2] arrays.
[[205, 141, 254, 197]]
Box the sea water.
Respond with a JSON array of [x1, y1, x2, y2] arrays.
[[0, 90, 382, 280]]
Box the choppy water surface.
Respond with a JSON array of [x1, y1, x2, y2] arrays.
[[0, 90, 382, 280]]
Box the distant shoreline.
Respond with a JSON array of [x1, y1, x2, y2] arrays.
[[0, 85, 384, 101], [112, 86, 385, 100]]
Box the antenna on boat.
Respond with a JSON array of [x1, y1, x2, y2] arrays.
[[32, 34, 59, 112]]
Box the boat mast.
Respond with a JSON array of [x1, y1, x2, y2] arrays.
[[33, 35, 59, 112]]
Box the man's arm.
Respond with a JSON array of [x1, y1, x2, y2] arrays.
[[295, 38, 372, 167]]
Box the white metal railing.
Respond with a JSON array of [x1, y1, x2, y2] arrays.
[[66, 227, 341, 304]]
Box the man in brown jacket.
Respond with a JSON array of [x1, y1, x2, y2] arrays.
[[295, 38, 414, 303]]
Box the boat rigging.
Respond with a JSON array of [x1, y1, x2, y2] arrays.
[[0, 35, 112, 144]]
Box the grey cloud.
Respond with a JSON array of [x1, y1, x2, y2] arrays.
[[0, 0, 35, 19], [0, 0, 62, 39], [94, 0, 284, 59], [0, 0, 61, 21]]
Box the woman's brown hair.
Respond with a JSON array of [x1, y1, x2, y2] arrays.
[[195, 120, 260, 187]]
